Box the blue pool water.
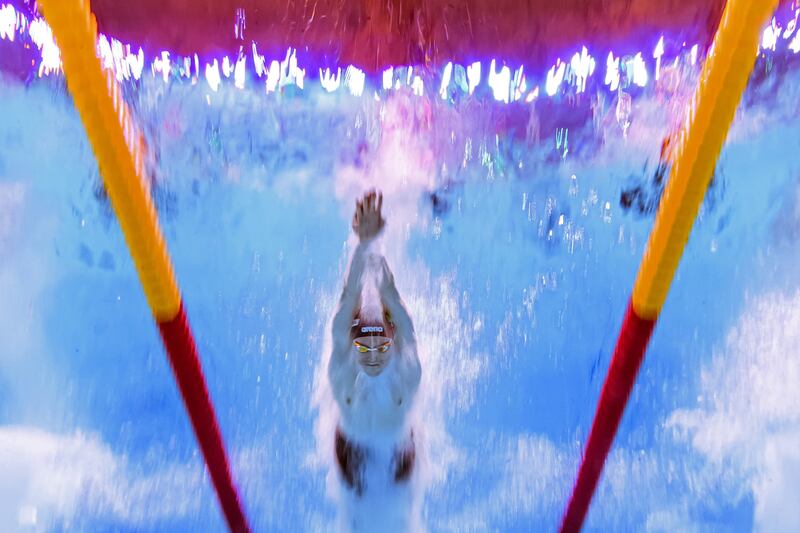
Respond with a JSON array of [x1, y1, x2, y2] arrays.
[[1, 54, 800, 532]]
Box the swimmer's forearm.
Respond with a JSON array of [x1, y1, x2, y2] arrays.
[[332, 242, 370, 336], [384, 295, 420, 391], [377, 256, 404, 311], [341, 241, 369, 300], [386, 296, 416, 346], [377, 257, 416, 345]]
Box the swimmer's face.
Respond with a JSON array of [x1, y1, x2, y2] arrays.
[[354, 336, 393, 376]]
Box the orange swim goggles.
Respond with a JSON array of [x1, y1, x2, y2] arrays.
[[353, 339, 393, 353]]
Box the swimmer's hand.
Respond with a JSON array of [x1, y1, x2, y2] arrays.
[[352, 190, 385, 242]]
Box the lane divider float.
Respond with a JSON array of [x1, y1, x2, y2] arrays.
[[560, 0, 779, 530], [36, 1, 251, 531]]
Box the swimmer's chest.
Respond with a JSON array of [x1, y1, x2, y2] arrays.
[[340, 364, 408, 432]]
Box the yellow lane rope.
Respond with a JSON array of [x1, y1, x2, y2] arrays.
[[632, 0, 778, 319], [38, 0, 181, 321]]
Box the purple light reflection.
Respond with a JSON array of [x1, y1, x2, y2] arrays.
[[0, 2, 797, 105]]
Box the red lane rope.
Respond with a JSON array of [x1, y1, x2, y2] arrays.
[[158, 305, 251, 533], [559, 301, 656, 532]]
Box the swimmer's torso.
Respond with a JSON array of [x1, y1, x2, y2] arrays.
[[329, 347, 416, 442]]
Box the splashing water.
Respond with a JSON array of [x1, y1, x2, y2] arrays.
[[1, 21, 800, 531]]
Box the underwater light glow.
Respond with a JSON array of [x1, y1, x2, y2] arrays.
[[570, 47, 595, 93], [152, 51, 171, 83], [653, 36, 665, 81], [382, 67, 394, 90], [205, 59, 221, 91], [345, 65, 365, 97], [97, 35, 115, 72], [266, 60, 280, 92], [128, 47, 144, 80], [28, 17, 60, 77], [252, 43, 266, 77], [234, 54, 246, 89], [0, 3, 19, 41], [0, 3, 796, 104], [97, 35, 144, 81], [632, 52, 648, 87], [762, 19, 779, 51], [280, 48, 305, 89], [179, 56, 190, 79], [605, 52, 620, 91], [512, 66, 527, 101], [320, 67, 341, 92], [545, 59, 566, 96], [440, 61, 452, 100], [411, 75, 424, 96], [467, 61, 481, 95], [489, 60, 511, 103]]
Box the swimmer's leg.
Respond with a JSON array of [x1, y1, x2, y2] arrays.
[[393, 431, 415, 483], [335, 427, 366, 496]]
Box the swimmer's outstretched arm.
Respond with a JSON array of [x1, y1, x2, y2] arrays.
[[328, 243, 368, 399], [332, 190, 385, 347], [330, 242, 369, 352], [378, 256, 421, 389], [377, 257, 415, 345]]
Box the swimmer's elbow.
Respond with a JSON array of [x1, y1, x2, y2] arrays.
[[331, 300, 356, 338], [396, 325, 417, 350], [331, 317, 347, 342], [406, 349, 422, 390], [327, 350, 348, 389], [327, 353, 338, 380], [412, 359, 422, 389]]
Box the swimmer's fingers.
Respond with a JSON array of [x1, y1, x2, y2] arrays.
[[372, 190, 381, 213], [353, 199, 362, 229]]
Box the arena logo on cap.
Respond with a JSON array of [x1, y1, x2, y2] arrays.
[[361, 326, 384, 333]]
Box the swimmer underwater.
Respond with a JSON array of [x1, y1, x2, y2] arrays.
[[328, 190, 422, 495]]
